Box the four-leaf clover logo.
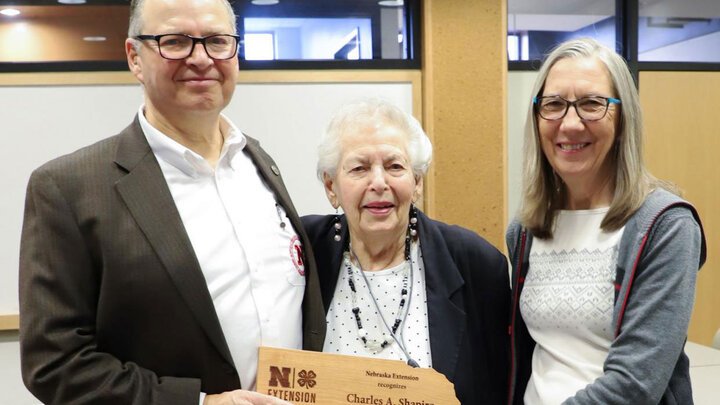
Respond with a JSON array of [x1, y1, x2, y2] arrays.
[[297, 369, 316, 389]]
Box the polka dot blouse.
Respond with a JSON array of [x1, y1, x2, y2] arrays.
[[323, 241, 432, 367]]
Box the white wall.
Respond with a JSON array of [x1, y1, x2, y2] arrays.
[[0, 79, 413, 404], [1, 84, 145, 316], [0, 332, 38, 404], [507, 70, 539, 221], [226, 81, 413, 216]]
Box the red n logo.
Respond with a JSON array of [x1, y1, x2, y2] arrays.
[[294, 245, 303, 266], [268, 366, 292, 388]]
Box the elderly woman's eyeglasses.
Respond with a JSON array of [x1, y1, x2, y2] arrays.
[[134, 34, 240, 60], [533, 95, 621, 121]]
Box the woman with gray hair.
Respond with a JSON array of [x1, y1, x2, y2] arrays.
[[302, 99, 510, 404], [507, 38, 707, 405]]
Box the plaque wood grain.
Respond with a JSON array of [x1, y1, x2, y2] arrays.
[[257, 347, 459, 405]]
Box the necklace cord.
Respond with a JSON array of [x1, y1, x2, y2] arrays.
[[348, 236, 419, 367]]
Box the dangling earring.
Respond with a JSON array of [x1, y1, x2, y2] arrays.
[[333, 208, 342, 242], [408, 204, 418, 237], [404, 204, 418, 260]]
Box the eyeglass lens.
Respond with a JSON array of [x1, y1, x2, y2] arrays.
[[538, 96, 610, 121], [158, 35, 237, 59]]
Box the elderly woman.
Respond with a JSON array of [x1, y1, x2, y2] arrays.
[[302, 99, 509, 404], [507, 37, 707, 405]]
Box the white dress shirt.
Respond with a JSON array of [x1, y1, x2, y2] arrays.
[[138, 108, 305, 395]]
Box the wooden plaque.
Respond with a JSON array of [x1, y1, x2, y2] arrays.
[[256, 347, 460, 405]]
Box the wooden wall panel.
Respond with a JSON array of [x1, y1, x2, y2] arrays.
[[0, 6, 128, 62], [640, 71, 720, 345], [422, 0, 507, 249]]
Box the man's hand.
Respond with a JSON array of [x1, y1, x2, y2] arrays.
[[204, 390, 293, 405]]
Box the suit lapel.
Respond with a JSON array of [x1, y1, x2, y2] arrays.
[[243, 137, 296, 218], [417, 212, 466, 381], [320, 216, 348, 312], [113, 119, 234, 367]]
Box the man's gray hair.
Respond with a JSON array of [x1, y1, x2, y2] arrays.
[[127, 0, 238, 39], [317, 98, 432, 182]]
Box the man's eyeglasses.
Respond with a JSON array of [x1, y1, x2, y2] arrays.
[[134, 34, 240, 60], [533, 95, 621, 121]]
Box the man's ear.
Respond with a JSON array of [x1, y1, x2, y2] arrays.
[[125, 38, 144, 83], [323, 172, 339, 209]]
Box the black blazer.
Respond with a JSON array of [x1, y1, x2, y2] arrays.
[[302, 211, 510, 405], [19, 117, 326, 405]]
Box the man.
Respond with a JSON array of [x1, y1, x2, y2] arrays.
[[18, 0, 325, 403]]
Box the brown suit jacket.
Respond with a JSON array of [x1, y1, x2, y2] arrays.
[[19, 117, 326, 405]]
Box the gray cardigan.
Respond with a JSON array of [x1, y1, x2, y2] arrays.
[[506, 188, 707, 405]]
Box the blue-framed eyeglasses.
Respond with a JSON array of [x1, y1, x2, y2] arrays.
[[533, 95, 621, 121]]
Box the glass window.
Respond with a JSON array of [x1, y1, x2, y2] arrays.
[[245, 32, 276, 60], [507, 0, 616, 61], [638, 0, 720, 62], [239, 0, 412, 61], [0, 0, 419, 71]]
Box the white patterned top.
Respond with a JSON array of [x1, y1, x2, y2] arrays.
[[323, 241, 432, 367], [520, 207, 624, 405]]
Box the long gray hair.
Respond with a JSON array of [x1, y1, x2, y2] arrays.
[[519, 37, 676, 239]]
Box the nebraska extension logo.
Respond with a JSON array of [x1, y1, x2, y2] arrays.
[[289, 235, 305, 276], [269, 366, 317, 389]]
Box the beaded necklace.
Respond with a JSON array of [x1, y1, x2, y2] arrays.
[[346, 234, 414, 354]]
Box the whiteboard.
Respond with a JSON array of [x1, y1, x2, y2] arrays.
[[0, 80, 413, 314]]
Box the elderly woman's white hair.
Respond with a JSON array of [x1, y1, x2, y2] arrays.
[[316, 98, 433, 181], [519, 37, 676, 238]]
